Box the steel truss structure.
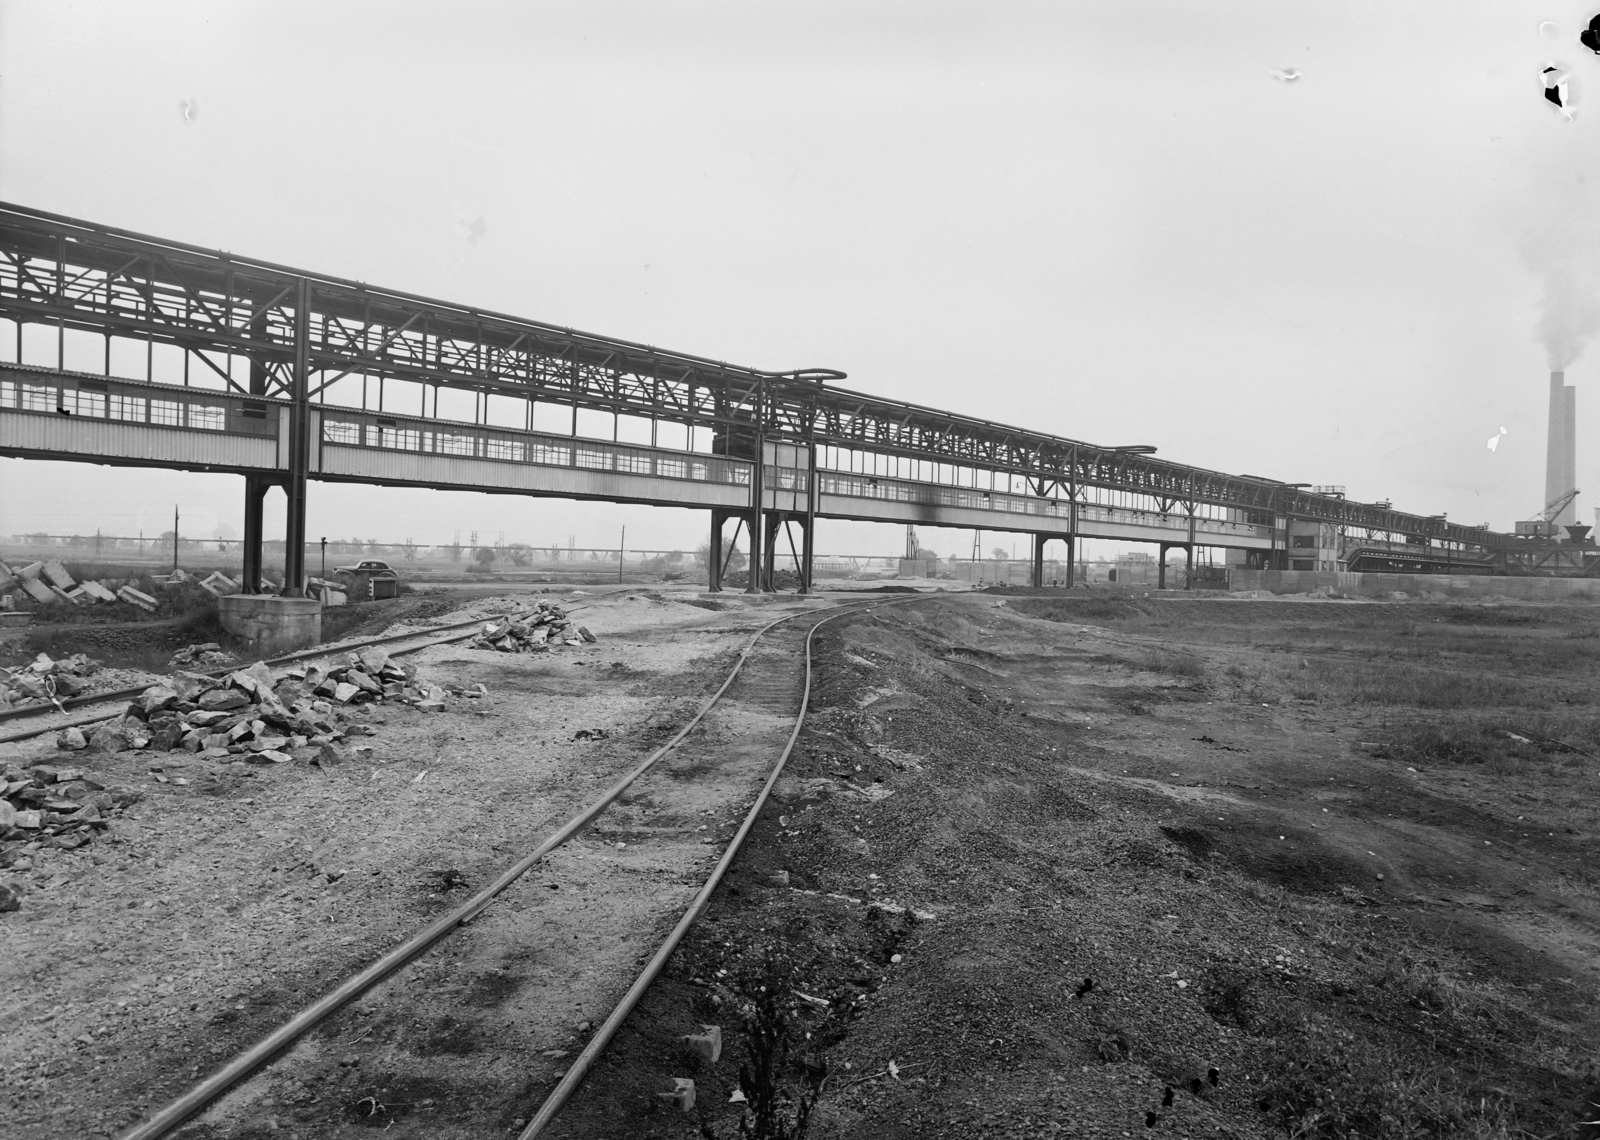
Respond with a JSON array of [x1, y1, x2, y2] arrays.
[[0, 201, 1514, 593]]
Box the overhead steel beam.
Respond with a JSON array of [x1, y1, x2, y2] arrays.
[[0, 201, 1509, 550]]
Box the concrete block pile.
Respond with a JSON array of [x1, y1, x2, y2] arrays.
[[0, 558, 237, 612], [472, 600, 597, 652], [0, 653, 103, 710], [198, 571, 240, 597], [54, 646, 475, 765], [167, 642, 239, 670], [0, 762, 145, 862]]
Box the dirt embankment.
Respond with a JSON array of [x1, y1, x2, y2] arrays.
[[553, 594, 1600, 1140]]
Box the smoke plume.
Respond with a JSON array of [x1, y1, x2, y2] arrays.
[[1524, 165, 1600, 370]]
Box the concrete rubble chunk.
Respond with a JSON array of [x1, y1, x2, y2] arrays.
[[170, 671, 222, 701], [332, 682, 360, 704], [0, 882, 22, 913], [80, 580, 118, 603], [658, 1078, 696, 1112], [88, 725, 132, 754], [40, 561, 76, 591], [22, 578, 59, 605], [15, 562, 43, 580], [169, 645, 236, 671], [681, 1025, 722, 1063], [56, 727, 88, 751], [197, 571, 239, 597], [136, 685, 180, 715], [117, 585, 158, 612], [238, 661, 277, 695], [247, 749, 292, 765], [200, 688, 252, 712]]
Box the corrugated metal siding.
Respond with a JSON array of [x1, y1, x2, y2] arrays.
[[320, 445, 751, 508], [0, 412, 278, 470]]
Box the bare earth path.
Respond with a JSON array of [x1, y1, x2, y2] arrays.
[[0, 589, 829, 1139]]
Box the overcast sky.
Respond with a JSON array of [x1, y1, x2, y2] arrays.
[[3, 2, 1598, 559]]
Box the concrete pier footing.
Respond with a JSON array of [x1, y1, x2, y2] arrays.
[[218, 594, 322, 656]]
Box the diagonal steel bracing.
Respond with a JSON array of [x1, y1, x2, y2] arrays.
[[0, 200, 1512, 554]]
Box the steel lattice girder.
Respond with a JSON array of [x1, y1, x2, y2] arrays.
[[0, 201, 1506, 550]]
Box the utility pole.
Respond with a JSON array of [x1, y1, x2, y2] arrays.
[[172, 505, 179, 572], [320, 537, 327, 579], [618, 525, 626, 583]]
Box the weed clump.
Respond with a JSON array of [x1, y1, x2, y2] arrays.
[[1254, 1014, 1524, 1139], [701, 959, 825, 1140], [1138, 647, 1205, 678], [1382, 719, 1599, 770]]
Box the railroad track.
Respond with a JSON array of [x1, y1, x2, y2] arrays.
[[0, 599, 623, 744], [111, 593, 914, 1140]]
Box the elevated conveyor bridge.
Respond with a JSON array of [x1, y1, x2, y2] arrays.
[[0, 202, 1512, 592]]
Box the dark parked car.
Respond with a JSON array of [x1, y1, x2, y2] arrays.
[[333, 559, 397, 577]]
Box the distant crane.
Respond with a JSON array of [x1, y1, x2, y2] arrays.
[[1516, 488, 1583, 538], [1540, 488, 1580, 522]]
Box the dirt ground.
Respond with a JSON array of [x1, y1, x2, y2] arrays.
[[545, 592, 1600, 1140], [4, 588, 1598, 1140], [0, 586, 830, 1139]]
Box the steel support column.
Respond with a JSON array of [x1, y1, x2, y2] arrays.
[[799, 517, 814, 594], [708, 509, 726, 593], [242, 476, 268, 593], [282, 278, 311, 596], [1158, 543, 1170, 590], [762, 511, 782, 592], [1031, 534, 1045, 588], [800, 440, 817, 594], [1067, 497, 1077, 587], [746, 432, 764, 595]]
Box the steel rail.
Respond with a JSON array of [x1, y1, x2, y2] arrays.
[[0, 588, 628, 739], [517, 596, 908, 1137], [113, 596, 878, 1140], [0, 622, 493, 746], [0, 613, 499, 728]]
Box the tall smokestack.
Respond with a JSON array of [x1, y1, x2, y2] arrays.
[[1563, 382, 1578, 525], [1545, 371, 1578, 525]]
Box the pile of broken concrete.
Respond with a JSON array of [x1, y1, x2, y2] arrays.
[[472, 600, 596, 653], [0, 762, 144, 860], [167, 642, 238, 670], [0, 653, 103, 711], [57, 646, 470, 765], [0, 558, 241, 614]]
